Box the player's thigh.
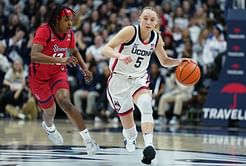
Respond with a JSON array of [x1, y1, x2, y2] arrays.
[[49, 71, 70, 95], [107, 76, 133, 113], [132, 73, 151, 98], [29, 78, 54, 109], [54, 88, 72, 108]]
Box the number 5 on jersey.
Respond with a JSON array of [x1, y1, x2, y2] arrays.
[[134, 57, 144, 68]]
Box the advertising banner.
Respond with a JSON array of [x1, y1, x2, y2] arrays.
[[203, 9, 246, 127]]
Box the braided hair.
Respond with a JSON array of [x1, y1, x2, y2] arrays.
[[48, 5, 76, 30]]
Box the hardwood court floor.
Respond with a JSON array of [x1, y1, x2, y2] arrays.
[[1, 119, 246, 165]]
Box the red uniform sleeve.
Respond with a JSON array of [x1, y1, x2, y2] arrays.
[[32, 25, 50, 47], [69, 31, 75, 49]]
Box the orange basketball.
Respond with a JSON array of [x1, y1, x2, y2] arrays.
[[175, 60, 201, 86]]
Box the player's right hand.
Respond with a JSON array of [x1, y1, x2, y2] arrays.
[[118, 54, 133, 64]]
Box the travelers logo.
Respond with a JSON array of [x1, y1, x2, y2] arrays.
[[221, 83, 246, 109]]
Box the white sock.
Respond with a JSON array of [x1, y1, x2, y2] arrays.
[[44, 122, 56, 132], [143, 132, 153, 147], [80, 129, 92, 143], [122, 125, 138, 141]]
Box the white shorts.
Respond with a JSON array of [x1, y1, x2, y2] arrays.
[[106, 72, 150, 116]]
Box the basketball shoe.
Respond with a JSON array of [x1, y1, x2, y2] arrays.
[[124, 138, 136, 152], [85, 139, 99, 155], [141, 145, 156, 164], [42, 121, 64, 145]]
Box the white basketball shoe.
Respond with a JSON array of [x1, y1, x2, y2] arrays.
[[124, 138, 136, 152], [85, 139, 99, 155], [42, 121, 64, 145]]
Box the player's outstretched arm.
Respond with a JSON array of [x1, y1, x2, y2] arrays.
[[154, 34, 182, 67], [31, 44, 67, 64], [155, 34, 193, 67]]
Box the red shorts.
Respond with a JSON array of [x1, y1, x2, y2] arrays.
[[29, 65, 69, 109]]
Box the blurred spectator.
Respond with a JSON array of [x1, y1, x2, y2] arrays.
[[85, 35, 108, 74], [193, 6, 207, 27], [3, 0, 23, 16], [149, 63, 165, 118], [160, 2, 173, 31], [90, 10, 103, 35], [23, 0, 40, 21], [0, 42, 10, 88], [129, 8, 139, 25], [73, 62, 103, 117], [158, 70, 194, 125], [80, 21, 94, 46], [1, 27, 28, 65], [202, 24, 227, 76], [73, 4, 90, 30], [193, 28, 209, 70], [13, 3, 29, 30], [4, 13, 23, 38], [75, 30, 87, 56], [1, 58, 37, 120], [162, 31, 177, 58], [32, 5, 48, 30], [173, 6, 189, 30], [0, 42, 10, 72], [188, 17, 201, 44], [107, 13, 120, 35], [0, 2, 8, 40], [203, 0, 223, 20], [181, 0, 195, 18]]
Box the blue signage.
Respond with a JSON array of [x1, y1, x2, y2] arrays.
[[203, 9, 246, 127]]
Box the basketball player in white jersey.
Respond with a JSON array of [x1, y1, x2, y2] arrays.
[[102, 6, 191, 164]]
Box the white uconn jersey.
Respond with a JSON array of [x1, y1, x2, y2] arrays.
[[109, 25, 159, 78]]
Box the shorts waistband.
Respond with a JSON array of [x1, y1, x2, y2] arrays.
[[112, 72, 138, 79], [112, 72, 146, 79]]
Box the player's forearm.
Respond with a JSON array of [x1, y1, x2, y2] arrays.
[[161, 57, 181, 68], [102, 46, 119, 58], [72, 50, 88, 70], [77, 58, 88, 71], [31, 52, 62, 64]]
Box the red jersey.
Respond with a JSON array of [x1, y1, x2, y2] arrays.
[[31, 23, 75, 79], [29, 24, 75, 108]]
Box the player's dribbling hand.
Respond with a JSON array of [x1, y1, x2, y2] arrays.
[[118, 54, 133, 64], [83, 70, 93, 84], [180, 58, 195, 64]]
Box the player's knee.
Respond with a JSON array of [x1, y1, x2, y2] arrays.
[[58, 97, 73, 111], [141, 113, 153, 123], [135, 93, 153, 123]]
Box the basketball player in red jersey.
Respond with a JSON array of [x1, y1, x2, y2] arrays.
[[29, 5, 98, 155]]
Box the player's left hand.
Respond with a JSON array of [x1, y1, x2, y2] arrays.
[[180, 58, 195, 64], [83, 69, 93, 84], [66, 56, 78, 67]]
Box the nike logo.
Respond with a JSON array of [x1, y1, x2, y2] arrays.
[[51, 39, 55, 41]]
